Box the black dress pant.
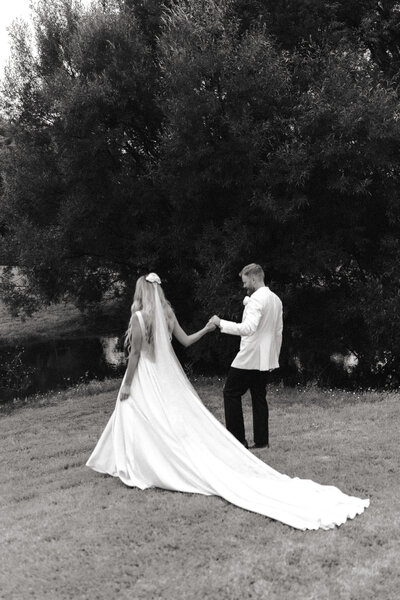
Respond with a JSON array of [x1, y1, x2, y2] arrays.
[[223, 367, 269, 447]]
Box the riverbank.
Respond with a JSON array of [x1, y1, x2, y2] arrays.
[[1, 380, 398, 599], [0, 299, 124, 347], [0, 299, 127, 401]]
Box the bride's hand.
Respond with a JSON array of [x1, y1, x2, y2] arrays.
[[120, 385, 131, 401]]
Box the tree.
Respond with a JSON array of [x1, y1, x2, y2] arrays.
[[230, 1, 400, 87], [156, 0, 400, 383], [2, 0, 400, 385], [0, 0, 163, 313]]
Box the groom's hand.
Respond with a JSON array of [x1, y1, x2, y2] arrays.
[[205, 320, 217, 332], [210, 315, 221, 327]]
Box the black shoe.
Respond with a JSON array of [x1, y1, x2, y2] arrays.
[[249, 443, 269, 449]]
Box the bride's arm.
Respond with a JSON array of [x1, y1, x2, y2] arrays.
[[172, 316, 216, 347], [120, 314, 143, 401]]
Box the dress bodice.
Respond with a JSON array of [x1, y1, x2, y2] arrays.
[[136, 309, 173, 346], [136, 311, 146, 338], [136, 311, 151, 352]]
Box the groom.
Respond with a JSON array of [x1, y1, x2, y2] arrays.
[[210, 264, 283, 449]]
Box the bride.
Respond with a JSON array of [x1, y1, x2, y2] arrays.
[[86, 273, 369, 530]]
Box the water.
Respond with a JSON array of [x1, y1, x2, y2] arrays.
[[0, 337, 380, 401], [0, 335, 127, 401]]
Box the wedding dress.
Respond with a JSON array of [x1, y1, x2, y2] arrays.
[[86, 287, 369, 530]]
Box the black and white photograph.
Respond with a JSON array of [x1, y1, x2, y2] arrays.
[[0, 1, 399, 599]]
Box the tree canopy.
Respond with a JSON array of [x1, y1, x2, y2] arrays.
[[1, 0, 400, 386]]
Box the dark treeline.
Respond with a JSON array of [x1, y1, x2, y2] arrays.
[[1, 0, 400, 387]]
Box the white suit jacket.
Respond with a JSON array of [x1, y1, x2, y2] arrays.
[[220, 286, 283, 371]]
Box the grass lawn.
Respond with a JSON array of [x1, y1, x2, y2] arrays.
[[0, 380, 398, 600]]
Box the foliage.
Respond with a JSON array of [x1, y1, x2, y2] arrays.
[[0, 345, 35, 398], [156, 0, 400, 384], [1, 0, 400, 386], [0, 0, 163, 313]]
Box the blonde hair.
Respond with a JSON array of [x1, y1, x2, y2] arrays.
[[239, 263, 265, 279], [124, 275, 175, 355]]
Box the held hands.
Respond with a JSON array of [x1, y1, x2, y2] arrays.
[[209, 315, 221, 327], [205, 315, 221, 332], [205, 320, 217, 332]]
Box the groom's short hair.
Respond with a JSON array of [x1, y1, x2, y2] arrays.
[[239, 263, 264, 279]]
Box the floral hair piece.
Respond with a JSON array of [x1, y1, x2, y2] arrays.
[[145, 272, 161, 284]]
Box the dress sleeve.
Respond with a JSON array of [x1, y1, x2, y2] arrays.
[[220, 295, 263, 337]]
